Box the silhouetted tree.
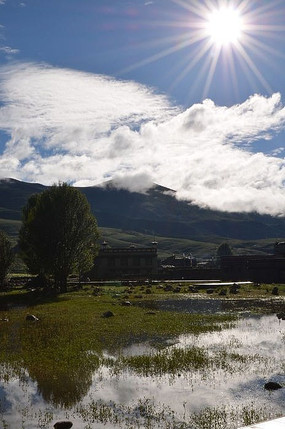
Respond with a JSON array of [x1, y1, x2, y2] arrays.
[[0, 230, 14, 289], [19, 183, 99, 292]]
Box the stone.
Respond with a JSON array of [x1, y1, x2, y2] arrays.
[[264, 381, 282, 391], [101, 311, 114, 318], [121, 300, 131, 306], [229, 283, 239, 294], [54, 421, 73, 429], [272, 286, 279, 295], [25, 314, 39, 322], [277, 312, 285, 320]]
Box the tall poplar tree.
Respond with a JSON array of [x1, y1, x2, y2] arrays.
[[19, 183, 99, 292], [0, 230, 14, 289]]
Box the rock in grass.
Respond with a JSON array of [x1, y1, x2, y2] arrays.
[[121, 300, 131, 306], [277, 312, 285, 320], [264, 381, 282, 391], [101, 310, 114, 318], [272, 286, 279, 295], [25, 314, 39, 322], [54, 422, 73, 429]]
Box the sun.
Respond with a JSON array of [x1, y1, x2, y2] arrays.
[[206, 7, 243, 46], [119, 0, 284, 100]]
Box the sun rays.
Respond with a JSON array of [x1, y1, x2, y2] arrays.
[[119, 0, 285, 103]]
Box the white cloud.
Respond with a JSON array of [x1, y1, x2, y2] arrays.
[[111, 171, 155, 193], [0, 46, 19, 55], [0, 62, 285, 216], [272, 147, 285, 156]]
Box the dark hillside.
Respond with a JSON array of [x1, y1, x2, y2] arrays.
[[0, 178, 285, 255], [0, 179, 45, 220], [81, 183, 285, 241]]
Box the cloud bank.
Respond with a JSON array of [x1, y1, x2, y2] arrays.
[[0, 62, 285, 216]]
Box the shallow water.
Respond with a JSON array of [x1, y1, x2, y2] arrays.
[[0, 314, 284, 428], [139, 296, 285, 314]]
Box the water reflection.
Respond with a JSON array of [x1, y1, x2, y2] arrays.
[[0, 314, 284, 428], [32, 364, 94, 408], [139, 296, 285, 314]]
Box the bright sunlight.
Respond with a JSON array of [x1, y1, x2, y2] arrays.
[[121, 0, 283, 99], [206, 7, 243, 46]]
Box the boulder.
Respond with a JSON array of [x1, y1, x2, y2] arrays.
[[229, 283, 239, 294], [277, 312, 285, 320], [26, 314, 39, 322], [121, 300, 131, 306], [264, 381, 282, 391], [92, 287, 102, 296], [272, 286, 279, 296], [54, 422, 73, 429], [101, 311, 114, 318]]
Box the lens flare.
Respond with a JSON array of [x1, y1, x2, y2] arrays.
[[206, 7, 243, 46], [119, 0, 285, 102]]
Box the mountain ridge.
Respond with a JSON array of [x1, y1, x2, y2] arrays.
[[0, 178, 284, 256]]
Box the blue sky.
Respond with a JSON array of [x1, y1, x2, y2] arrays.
[[0, 0, 285, 215]]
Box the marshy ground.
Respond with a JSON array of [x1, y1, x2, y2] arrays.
[[0, 281, 284, 428]]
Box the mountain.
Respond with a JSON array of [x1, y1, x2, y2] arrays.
[[1, 178, 285, 257]]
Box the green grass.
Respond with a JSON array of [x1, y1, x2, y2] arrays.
[[0, 218, 21, 241], [0, 285, 237, 407], [75, 399, 280, 429], [0, 217, 282, 260]]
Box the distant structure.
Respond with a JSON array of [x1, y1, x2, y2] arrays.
[[274, 241, 285, 256], [89, 240, 285, 282], [158, 253, 221, 280], [89, 241, 158, 280], [221, 241, 285, 283], [161, 254, 196, 268]]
